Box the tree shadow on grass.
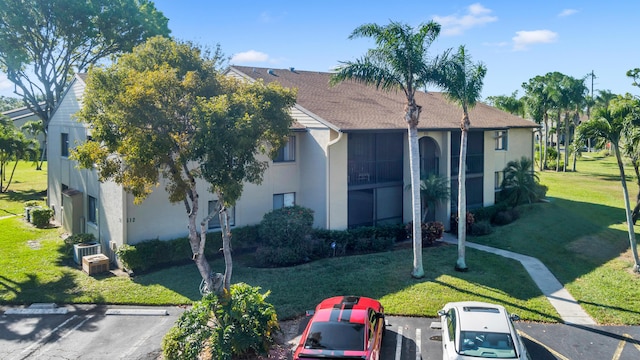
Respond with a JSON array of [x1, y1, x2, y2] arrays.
[[3, 189, 47, 204]]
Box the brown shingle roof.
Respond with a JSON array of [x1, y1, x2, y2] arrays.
[[231, 66, 537, 131]]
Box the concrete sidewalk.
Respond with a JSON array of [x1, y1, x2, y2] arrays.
[[442, 233, 596, 325]]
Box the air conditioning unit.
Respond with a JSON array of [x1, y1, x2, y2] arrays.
[[73, 242, 102, 264]]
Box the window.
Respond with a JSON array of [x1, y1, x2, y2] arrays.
[[273, 193, 295, 209], [88, 196, 97, 224], [494, 171, 504, 190], [495, 130, 508, 150], [208, 200, 235, 229], [61, 133, 69, 157], [274, 136, 295, 162]]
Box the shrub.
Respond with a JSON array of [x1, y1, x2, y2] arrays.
[[492, 210, 516, 226], [423, 221, 444, 244], [352, 235, 394, 253], [255, 206, 315, 267], [116, 244, 146, 272], [30, 207, 53, 228], [449, 211, 474, 235], [471, 220, 493, 236], [64, 233, 96, 246], [162, 298, 213, 360], [210, 284, 279, 360]]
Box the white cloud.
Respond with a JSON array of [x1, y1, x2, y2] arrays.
[[512, 30, 558, 51], [558, 9, 578, 17], [433, 3, 498, 36], [231, 50, 271, 63]]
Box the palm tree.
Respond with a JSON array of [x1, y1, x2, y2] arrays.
[[1, 117, 38, 192], [577, 94, 640, 273], [486, 91, 526, 117], [330, 21, 448, 278], [20, 119, 44, 169], [440, 45, 486, 272], [419, 174, 450, 222], [522, 75, 554, 171], [500, 157, 540, 207]]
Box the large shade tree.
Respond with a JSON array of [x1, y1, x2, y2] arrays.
[[72, 37, 296, 293], [330, 21, 448, 278], [0, 0, 170, 165], [576, 94, 640, 273], [440, 45, 486, 272]]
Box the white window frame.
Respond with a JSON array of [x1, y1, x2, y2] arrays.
[[273, 192, 295, 209]]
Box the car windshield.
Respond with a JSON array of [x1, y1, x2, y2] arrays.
[[304, 321, 365, 351], [458, 331, 517, 358]]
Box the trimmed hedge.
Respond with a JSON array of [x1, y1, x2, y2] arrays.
[[30, 207, 53, 228], [116, 225, 261, 273]]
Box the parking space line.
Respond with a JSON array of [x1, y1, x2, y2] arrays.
[[518, 330, 571, 360], [395, 326, 403, 360], [415, 328, 421, 360], [10, 315, 78, 360], [38, 315, 95, 356], [624, 333, 640, 352]]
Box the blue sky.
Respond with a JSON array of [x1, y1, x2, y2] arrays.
[[1, 1, 639, 100]]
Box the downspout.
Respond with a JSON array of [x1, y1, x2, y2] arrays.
[[326, 130, 343, 230]]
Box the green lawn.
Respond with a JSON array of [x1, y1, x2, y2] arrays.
[[1, 156, 639, 325]]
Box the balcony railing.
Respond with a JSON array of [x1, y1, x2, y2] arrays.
[[348, 159, 403, 186]]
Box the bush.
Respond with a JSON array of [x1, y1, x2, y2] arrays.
[[162, 298, 213, 360], [116, 244, 146, 272], [423, 221, 444, 244], [449, 211, 475, 235], [210, 283, 279, 360], [255, 206, 315, 267], [492, 208, 520, 226], [64, 233, 96, 246], [352, 235, 394, 253], [471, 220, 493, 236], [30, 207, 53, 228], [162, 283, 279, 360]]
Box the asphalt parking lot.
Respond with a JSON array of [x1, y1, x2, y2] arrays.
[[380, 316, 640, 360], [2, 306, 640, 359]]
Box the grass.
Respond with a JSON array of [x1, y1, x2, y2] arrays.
[[1, 156, 639, 325]]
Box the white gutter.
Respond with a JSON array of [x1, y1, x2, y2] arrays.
[[326, 130, 343, 229]]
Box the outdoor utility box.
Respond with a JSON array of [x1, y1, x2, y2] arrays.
[[82, 254, 109, 275]]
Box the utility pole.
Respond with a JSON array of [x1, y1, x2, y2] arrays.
[[586, 70, 597, 151]]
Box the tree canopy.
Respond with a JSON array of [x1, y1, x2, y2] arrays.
[[73, 36, 296, 292], [0, 0, 170, 129]]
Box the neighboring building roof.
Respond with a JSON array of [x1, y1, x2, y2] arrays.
[[2, 105, 34, 121], [230, 66, 538, 132]]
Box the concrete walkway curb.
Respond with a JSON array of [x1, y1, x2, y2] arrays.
[[442, 233, 596, 325]]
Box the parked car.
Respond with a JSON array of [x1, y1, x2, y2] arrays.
[[293, 296, 385, 360], [436, 301, 530, 359]]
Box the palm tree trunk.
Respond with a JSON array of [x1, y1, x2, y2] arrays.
[[456, 113, 469, 271], [564, 112, 570, 172], [613, 144, 640, 272], [408, 124, 424, 278], [543, 116, 549, 170]]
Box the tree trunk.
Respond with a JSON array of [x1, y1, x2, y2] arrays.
[[405, 99, 423, 278], [2, 160, 19, 192], [408, 124, 424, 278], [555, 116, 561, 172], [542, 115, 549, 170], [613, 144, 640, 272], [185, 183, 215, 295], [563, 112, 569, 172], [37, 136, 46, 171], [456, 112, 469, 271]]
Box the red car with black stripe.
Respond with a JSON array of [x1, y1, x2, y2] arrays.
[[293, 296, 385, 360]]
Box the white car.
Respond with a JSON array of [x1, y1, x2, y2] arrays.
[[435, 301, 531, 359]]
